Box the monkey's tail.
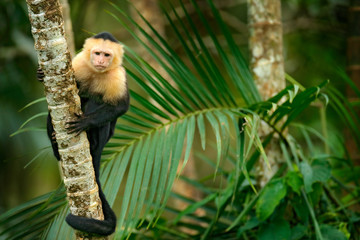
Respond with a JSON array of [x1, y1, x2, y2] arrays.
[[65, 182, 117, 236]]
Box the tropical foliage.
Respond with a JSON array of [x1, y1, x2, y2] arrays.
[[1, 0, 359, 239]]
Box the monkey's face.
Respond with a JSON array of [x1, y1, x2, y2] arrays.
[[90, 48, 114, 72]]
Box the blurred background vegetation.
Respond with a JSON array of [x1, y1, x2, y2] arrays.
[[0, 0, 358, 239]]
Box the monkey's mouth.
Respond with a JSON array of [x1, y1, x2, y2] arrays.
[[94, 65, 106, 70]]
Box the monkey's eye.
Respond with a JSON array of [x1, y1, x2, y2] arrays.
[[95, 52, 100, 55], [104, 53, 110, 57]]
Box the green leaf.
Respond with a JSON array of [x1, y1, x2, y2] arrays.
[[126, 49, 192, 113], [116, 123, 146, 135], [237, 217, 260, 237], [288, 85, 299, 103], [300, 160, 331, 193], [164, 2, 227, 107], [311, 160, 332, 182], [309, 182, 323, 206], [327, 87, 360, 147], [102, 146, 133, 205], [141, 128, 166, 226], [123, 134, 152, 229], [227, 181, 261, 231], [113, 4, 210, 109], [258, 218, 291, 240], [320, 225, 347, 240], [214, 182, 234, 209], [122, 114, 155, 129], [117, 140, 144, 236], [150, 126, 173, 226], [130, 91, 171, 120], [286, 171, 303, 195], [18, 112, 48, 129], [0, 187, 66, 239], [171, 1, 236, 107], [205, 0, 261, 104], [256, 179, 287, 221], [290, 224, 307, 240], [178, 115, 196, 174], [129, 105, 163, 125], [127, 69, 179, 117], [300, 161, 314, 193], [292, 196, 309, 224], [128, 131, 158, 230], [197, 113, 206, 150], [206, 112, 222, 172], [157, 121, 188, 218], [10, 127, 46, 137], [18, 97, 46, 112], [173, 192, 217, 224]]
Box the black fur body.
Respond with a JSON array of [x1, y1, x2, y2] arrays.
[[47, 91, 129, 236]]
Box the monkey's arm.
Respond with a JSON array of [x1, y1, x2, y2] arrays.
[[67, 96, 129, 135]]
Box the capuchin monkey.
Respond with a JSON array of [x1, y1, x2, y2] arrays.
[[38, 32, 129, 236]]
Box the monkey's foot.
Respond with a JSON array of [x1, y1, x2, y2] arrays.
[[37, 68, 44, 82]]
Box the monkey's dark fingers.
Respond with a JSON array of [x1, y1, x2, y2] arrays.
[[66, 122, 82, 134], [51, 131, 57, 141], [66, 119, 87, 135], [37, 68, 45, 82], [66, 125, 83, 135]]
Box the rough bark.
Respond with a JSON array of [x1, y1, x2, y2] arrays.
[[248, 0, 285, 187], [248, 0, 285, 98], [25, 0, 104, 239], [60, 0, 75, 58]]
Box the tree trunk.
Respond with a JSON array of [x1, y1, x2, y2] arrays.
[[248, 0, 285, 187], [25, 0, 105, 239], [347, 0, 360, 162], [60, 0, 75, 58]]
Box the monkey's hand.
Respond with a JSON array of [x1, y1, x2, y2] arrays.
[[66, 114, 90, 135], [51, 131, 57, 143], [37, 68, 45, 82]]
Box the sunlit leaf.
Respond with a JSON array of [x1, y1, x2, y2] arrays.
[[256, 179, 287, 221], [300, 159, 331, 193]]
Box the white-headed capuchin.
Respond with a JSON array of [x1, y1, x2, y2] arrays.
[[38, 32, 129, 236]]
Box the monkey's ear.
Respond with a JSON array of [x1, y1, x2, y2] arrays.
[[114, 44, 124, 65], [83, 38, 91, 51], [117, 44, 124, 57]]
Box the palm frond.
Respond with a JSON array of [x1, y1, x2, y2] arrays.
[[18, 97, 46, 112], [0, 187, 66, 240]]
